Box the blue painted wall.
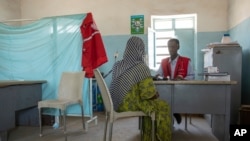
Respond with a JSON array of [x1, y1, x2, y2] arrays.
[[230, 17, 250, 104], [99, 32, 225, 84], [99, 17, 250, 104]]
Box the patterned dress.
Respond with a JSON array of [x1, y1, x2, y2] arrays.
[[117, 77, 172, 141], [109, 36, 171, 141]]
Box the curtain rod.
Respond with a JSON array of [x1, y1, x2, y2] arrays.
[[0, 18, 40, 23]]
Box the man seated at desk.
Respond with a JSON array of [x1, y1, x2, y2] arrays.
[[155, 38, 195, 124]]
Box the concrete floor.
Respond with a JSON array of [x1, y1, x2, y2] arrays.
[[7, 112, 218, 141]]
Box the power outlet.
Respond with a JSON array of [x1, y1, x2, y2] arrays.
[[114, 52, 119, 58]]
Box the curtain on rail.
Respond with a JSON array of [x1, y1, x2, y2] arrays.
[[0, 13, 93, 116]]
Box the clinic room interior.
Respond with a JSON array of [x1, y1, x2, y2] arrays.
[[1, 0, 250, 141]]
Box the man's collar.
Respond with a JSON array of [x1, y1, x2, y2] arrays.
[[168, 55, 179, 63]]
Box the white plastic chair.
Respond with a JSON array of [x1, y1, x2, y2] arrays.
[[38, 71, 86, 139], [94, 69, 155, 141]]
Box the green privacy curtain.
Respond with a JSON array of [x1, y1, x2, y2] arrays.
[[0, 13, 92, 116]]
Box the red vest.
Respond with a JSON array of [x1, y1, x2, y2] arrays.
[[161, 56, 190, 79]]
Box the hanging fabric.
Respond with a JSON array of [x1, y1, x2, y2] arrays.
[[0, 13, 93, 116], [80, 12, 108, 78]]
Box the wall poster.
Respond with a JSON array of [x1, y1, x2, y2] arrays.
[[131, 15, 144, 34]]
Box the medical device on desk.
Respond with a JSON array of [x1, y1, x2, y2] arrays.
[[199, 66, 230, 81]]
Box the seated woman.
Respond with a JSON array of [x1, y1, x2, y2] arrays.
[[109, 36, 171, 141]]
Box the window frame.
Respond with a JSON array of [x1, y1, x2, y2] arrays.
[[148, 14, 196, 70]]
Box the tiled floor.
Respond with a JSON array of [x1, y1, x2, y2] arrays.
[[7, 112, 218, 141]]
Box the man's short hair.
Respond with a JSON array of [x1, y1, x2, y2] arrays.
[[168, 38, 179, 46]]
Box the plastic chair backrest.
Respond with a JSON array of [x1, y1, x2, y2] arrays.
[[94, 69, 113, 113], [58, 71, 85, 101]]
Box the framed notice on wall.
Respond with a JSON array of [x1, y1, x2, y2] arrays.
[[131, 15, 144, 34]]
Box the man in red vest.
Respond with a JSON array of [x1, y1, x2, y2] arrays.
[[155, 38, 195, 124]]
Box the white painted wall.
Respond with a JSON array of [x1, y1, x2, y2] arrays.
[[229, 0, 250, 29], [6, 0, 248, 35], [19, 0, 228, 35], [0, 0, 21, 25]]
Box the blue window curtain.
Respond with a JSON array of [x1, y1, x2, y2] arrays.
[[0, 13, 92, 116]]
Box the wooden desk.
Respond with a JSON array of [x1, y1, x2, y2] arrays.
[[154, 80, 237, 141], [0, 80, 46, 141]]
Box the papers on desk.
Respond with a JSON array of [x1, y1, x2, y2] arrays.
[[206, 42, 240, 48], [206, 75, 230, 81], [203, 72, 230, 81]]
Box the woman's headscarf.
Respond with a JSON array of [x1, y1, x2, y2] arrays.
[[109, 36, 151, 110]]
